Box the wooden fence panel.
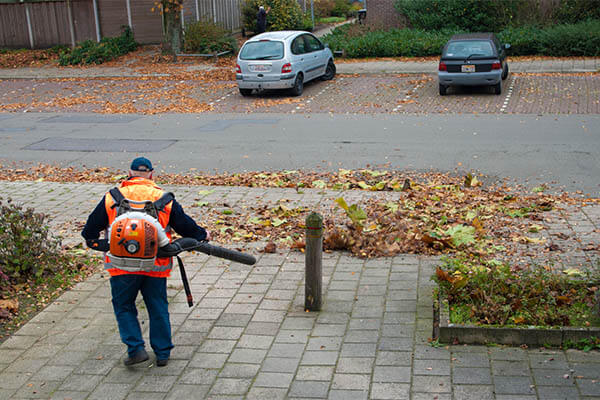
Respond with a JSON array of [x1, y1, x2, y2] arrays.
[[0, 4, 30, 48], [130, 0, 163, 43], [97, 0, 128, 38], [72, 0, 96, 43], [29, 1, 70, 47]]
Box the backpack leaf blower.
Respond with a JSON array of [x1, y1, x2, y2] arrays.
[[87, 237, 256, 307]]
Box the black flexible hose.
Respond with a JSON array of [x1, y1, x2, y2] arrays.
[[157, 238, 256, 265], [88, 238, 257, 266]]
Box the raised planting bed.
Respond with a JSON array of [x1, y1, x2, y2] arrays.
[[433, 256, 600, 347]]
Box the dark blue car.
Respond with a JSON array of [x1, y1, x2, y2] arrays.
[[438, 33, 510, 96]]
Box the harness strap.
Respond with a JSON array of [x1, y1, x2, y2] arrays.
[[154, 192, 175, 212], [108, 188, 125, 209], [109, 187, 174, 212]]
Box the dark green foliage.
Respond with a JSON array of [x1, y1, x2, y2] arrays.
[[498, 20, 600, 57], [322, 24, 459, 58], [0, 198, 66, 283], [435, 256, 600, 327], [323, 20, 600, 58], [553, 0, 600, 24], [395, 0, 522, 32], [58, 26, 137, 66], [331, 0, 351, 17], [241, 0, 304, 34], [183, 21, 238, 54]]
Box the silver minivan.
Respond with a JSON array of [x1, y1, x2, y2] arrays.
[[236, 31, 336, 97]]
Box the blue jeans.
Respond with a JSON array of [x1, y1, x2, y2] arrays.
[[110, 275, 173, 359]]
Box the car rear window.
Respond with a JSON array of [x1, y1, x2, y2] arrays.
[[240, 41, 284, 60], [443, 40, 495, 58]]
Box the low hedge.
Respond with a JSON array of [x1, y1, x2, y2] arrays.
[[323, 19, 600, 58], [59, 26, 137, 66], [183, 21, 237, 54]]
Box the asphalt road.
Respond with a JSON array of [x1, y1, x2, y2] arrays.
[[0, 112, 598, 195]]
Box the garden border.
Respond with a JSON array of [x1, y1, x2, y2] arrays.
[[435, 294, 600, 347]]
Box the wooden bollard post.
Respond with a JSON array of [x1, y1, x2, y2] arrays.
[[305, 212, 323, 311]]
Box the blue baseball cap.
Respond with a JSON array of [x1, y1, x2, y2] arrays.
[[130, 157, 153, 172]]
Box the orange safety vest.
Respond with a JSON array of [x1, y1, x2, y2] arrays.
[[104, 177, 173, 278]]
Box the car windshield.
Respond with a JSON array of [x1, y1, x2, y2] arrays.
[[240, 40, 284, 60], [443, 40, 494, 59]]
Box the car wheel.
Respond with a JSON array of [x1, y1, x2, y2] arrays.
[[494, 81, 502, 95], [439, 84, 447, 96], [239, 88, 252, 96], [321, 60, 336, 81], [290, 73, 304, 96], [502, 63, 509, 80]]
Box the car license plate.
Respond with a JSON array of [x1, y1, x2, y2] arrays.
[[249, 64, 271, 72], [461, 64, 475, 73]]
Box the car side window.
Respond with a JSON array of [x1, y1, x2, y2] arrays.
[[291, 37, 306, 55], [304, 35, 324, 52]]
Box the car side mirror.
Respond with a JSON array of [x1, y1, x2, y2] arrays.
[[324, 43, 329, 48], [504, 43, 511, 50]]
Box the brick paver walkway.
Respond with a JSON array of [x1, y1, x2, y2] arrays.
[[0, 181, 599, 399]]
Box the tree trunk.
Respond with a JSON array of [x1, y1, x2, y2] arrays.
[[162, 3, 182, 56]]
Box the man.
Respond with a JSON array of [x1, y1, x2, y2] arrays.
[[256, 5, 270, 34], [82, 157, 209, 367]]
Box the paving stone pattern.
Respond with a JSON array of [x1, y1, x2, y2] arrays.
[[1, 72, 599, 115], [0, 181, 599, 399]]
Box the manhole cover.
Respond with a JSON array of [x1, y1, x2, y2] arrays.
[[39, 115, 140, 124], [24, 138, 175, 152], [199, 119, 279, 132]]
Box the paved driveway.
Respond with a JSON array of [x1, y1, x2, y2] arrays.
[[1, 72, 599, 115]]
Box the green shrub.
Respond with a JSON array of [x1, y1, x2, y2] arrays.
[[183, 20, 237, 54], [553, 0, 600, 24], [314, 0, 335, 18], [323, 20, 600, 58], [0, 198, 65, 283], [59, 26, 137, 66], [395, 0, 522, 32], [241, 0, 304, 34], [323, 24, 458, 57], [331, 0, 351, 17]]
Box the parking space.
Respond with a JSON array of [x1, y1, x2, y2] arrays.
[[1, 72, 598, 115]]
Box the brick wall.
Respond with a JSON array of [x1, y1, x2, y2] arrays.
[[364, 0, 407, 28]]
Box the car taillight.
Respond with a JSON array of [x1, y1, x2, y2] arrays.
[[438, 62, 447, 71], [281, 63, 292, 73], [236, 64, 241, 73], [492, 62, 501, 70]]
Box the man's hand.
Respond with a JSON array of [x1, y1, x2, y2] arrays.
[[205, 231, 211, 241]]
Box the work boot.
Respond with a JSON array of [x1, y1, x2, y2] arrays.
[[123, 349, 149, 366], [156, 358, 169, 367]]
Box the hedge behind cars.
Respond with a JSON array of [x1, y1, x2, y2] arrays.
[[322, 19, 600, 58]]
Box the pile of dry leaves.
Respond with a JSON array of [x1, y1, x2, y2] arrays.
[[2, 163, 597, 262]]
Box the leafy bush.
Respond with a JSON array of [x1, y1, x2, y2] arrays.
[[435, 256, 600, 327], [183, 20, 237, 54], [395, 0, 522, 32], [0, 198, 66, 283], [241, 0, 304, 33], [331, 0, 351, 17], [322, 20, 600, 57], [323, 24, 456, 57], [314, 0, 335, 18], [553, 0, 600, 24], [59, 26, 137, 66], [499, 20, 600, 56]]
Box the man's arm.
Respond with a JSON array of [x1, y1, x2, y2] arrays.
[[169, 200, 209, 241], [82, 195, 109, 241]]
